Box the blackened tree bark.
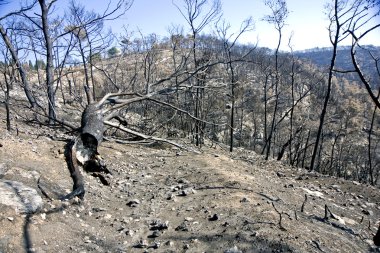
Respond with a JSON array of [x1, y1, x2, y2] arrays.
[[367, 89, 379, 185], [63, 103, 104, 200], [39, 0, 56, 124], [310, 0, 340, 171]]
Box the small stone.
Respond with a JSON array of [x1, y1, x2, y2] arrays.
[[165, 240, 174, 246], [133, 239, 148, 248], [150, 220, 169, 230], [167, 193, 175, 200], [240, 197, 250, 203], [7, 217, 14, 221], [362, 209, 373, 216], [178, 178, 190, 184], [150, 241, 160, 249], [175, 222, 189, 231], [127, 199, 140, 207], [104, 214, 112, 219], [148, 231, 161, 238], [183, 244, 190, 249], [209, 214, 219, 221], [83, 236, 91, 243]]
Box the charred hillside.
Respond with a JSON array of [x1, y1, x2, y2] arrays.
[[295, 45, 380, 88], [2, 35, 380, 187]]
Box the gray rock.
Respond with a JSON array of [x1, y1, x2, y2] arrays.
[[0, 180, 43, 214]]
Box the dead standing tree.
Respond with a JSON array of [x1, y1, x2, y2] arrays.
[[215, 17, 255, 152], [173, 0, 222, 147], [0, 1, 39, 109], [261, 0, 288, 160]]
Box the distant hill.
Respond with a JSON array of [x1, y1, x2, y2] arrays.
[[295, 45, 380, 87]]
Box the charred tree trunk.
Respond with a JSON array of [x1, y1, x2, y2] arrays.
[[39, 0, 56, 124], [310, 0, 340, 171], [374, 223, 380, 246], [63, 103, 105, 200]]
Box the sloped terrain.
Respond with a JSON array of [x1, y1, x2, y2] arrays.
[[0, 112, 380, 253]]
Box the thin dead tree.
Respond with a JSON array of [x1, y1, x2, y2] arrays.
[[0, 50, 15, 131], [0, 1, 38, 109], [173, 0, 222, 146], [215, 17, 254, 152], [310, 0, 345, 171], [311, 0, 380, 171], [262, 0, 288, 160]]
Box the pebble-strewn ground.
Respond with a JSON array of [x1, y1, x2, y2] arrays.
[[0, 117, 379, 253]]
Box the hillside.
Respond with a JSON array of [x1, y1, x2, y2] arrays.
[[0, 106, 380, 253], [295, 45, 380, 86]]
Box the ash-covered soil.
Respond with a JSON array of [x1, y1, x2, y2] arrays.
[[0, 118, 379, 253]]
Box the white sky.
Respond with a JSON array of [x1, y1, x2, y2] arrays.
[[1, 0, 379, 51]]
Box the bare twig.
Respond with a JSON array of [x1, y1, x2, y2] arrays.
[[311, 240, 326, 253], [37, 177, 53, 201], [301, 194, 308, 213], [323, 204, 337, 220], [272, 202, 286, 231]]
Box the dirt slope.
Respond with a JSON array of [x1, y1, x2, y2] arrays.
[[0, 119, 379, 253]]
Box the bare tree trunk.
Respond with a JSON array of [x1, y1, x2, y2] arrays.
[[368, 90, 379, 185], [78, 37, 94, 104], [0, 25, 37, 108], [262, 74, 269, 155], [228, 52, 236, 152], [1, 72, 11, 130], [310, 0, 340, 171], [262, 0, 287, 160], [39, 0, 56, 124]]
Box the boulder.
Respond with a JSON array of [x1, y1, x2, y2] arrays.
[[0, 180, 43, 214]]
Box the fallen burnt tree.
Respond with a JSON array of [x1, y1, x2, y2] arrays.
[[62, 62, 225, 200]]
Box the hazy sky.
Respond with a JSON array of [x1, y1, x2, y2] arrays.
[[1, 0, 379, 51]]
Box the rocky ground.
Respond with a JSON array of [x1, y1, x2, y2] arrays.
[[0, 110, 380, 253]]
